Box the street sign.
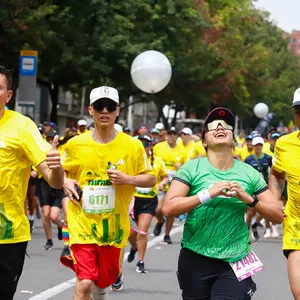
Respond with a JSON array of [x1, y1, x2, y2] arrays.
[[19, 50, 38, 76]]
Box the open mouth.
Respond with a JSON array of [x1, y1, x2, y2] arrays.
[[215, 132, 226, 138]]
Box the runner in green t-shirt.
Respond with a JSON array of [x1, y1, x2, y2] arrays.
[[163, 107, 284, 300]]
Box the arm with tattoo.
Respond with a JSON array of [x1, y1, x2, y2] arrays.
[[268, 167, 286, 200]]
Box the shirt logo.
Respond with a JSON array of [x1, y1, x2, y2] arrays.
[[116, 158, 125, 165], [0, 141, 5, 148]]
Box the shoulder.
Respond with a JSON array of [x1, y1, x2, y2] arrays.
[[7, 110, 34, 127]]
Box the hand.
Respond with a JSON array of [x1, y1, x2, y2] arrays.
[[228, 181, 250, 203], [30, 170, 38, 178], [208, 181, 234, 199], [63, 177, 80, 206], [157, 182, 165, 191], [46, 136, 61, 170], [107, 169, 129, 185]]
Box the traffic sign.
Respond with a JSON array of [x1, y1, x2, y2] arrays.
[[19, 50, 38, 76]]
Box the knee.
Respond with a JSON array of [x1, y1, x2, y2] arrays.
[[92, 286, 109, 300], [75, 279, 93, 297], [43, 214, 50, 222]]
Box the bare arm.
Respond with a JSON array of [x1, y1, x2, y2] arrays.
[[268, 166, 286, 200], [36, 160, 64, 189], [107, 169, 156, 187]]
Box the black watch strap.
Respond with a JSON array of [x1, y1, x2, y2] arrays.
[[247, 196, 259, 207]]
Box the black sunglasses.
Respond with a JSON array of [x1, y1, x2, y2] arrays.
[[92, 99, 118, 113]]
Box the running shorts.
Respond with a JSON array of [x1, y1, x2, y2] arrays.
[[133, 196, 158, 221], [61, 244, 120, 288]]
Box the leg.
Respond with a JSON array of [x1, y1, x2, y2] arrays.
[[287, 250, 300, 299], [137, 213, 153, 262], [50, 206, 62, 227], [73, 278, 94, 300], [42, 205, 52, 240], [155, 196, 164, 223], [0, 242, 28, 300], [211, 271, 256, 300], [164, 216, 174, 244], [91, 286, 109, 300]]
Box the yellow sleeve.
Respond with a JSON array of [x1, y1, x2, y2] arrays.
[[159, 159, 168, 178], [134, 140, 154, 175], [21, 119, 50, 167], [273, 139, 284, 173]]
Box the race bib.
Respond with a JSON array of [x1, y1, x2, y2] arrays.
[[167, 170, 176, 182], [82, 186, 115, 214], [230, 250, 264, 281]]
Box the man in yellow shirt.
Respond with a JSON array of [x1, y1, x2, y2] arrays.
[[153, 127, 186, 244], [0, 65, 64, 300], [77, 119, 89, 135], [269, 88, 300, 300], [61, 86, 155, 300], [238, 135, 254, 161]]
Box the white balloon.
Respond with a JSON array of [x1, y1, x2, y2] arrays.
[[254, 103, 269, 118], [130, 50, 172, 93]]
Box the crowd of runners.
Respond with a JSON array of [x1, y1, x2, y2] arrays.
[[1, 63, 300, 300]]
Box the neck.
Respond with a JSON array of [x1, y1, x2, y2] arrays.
[[92, 125, 116, 144], [0, 107, 5, 120], [207, 147, 234, 170], [183, 140, 191, 146], [254, 152, 263, 158], [168, 142, 176, 149]]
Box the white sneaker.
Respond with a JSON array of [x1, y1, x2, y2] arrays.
[[264, 229, 272, 239], [271, 231, 280, 238]]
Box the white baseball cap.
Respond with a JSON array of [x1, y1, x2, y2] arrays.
[[90, 86, 119, 105], [252, 136, 264, 146], [181, 127, 193, 135], [290, 88, 300, 108], [114, 124, 123, 132], [155, 122, 164, 130], [77, 119, 87, 126]]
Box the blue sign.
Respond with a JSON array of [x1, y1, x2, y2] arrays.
[[19, 55, 37, 76]]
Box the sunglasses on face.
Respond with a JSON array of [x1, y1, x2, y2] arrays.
[[206, 120, 233, 131], [92, 99, 118, 113], [141, 141, 151, 148]]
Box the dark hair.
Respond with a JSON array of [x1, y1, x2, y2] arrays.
[[0, 65, 12, 90]]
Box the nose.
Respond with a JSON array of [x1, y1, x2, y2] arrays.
[[216, 124, 225, 131], [101, 106, 109, 113]]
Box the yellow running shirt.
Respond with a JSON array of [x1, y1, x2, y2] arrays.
[[178, 140, 206, 159], [0, 110, 49, 244], [239, 146, 254, 161], [153, 141, 186, 180], [273, 131, 300, 250], [134, 156, 167, 199], [62, 131, 153, 249]]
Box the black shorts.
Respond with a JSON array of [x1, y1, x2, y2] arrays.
[[134, 196, 158, 221], [39, 179, 64, 208], [178, 248, 257, 300], [28, 176, 38, 186], [283, 249, 297, 259], [0, 242, 28, 300]]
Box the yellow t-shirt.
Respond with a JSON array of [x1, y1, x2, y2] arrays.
[[273, 131, 300, 250], [178, 140, 206, 159], [0, 110, 48, 244], [262, 141, 273, 157], [134, 156, 167, 198], [239, 146, 254, 161], [62, 131, 154, 248], [154, 141, 186, 176], [77, 129, 89, 135], [236, 137, 245, 148]]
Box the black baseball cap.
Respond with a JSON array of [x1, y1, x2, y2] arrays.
[[167, 127, 178, 134], [202, 107, 235, 136]]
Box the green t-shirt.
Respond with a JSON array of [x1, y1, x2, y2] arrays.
[[174, 157, 267, 263]]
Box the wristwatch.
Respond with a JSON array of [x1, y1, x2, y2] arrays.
[[247, 195, 259, 207]]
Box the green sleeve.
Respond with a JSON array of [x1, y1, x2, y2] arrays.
[[249, 166, 268, 195], [173, 160, 194, 187]]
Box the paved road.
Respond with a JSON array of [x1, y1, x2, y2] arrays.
[[15, 221, 293, 300]]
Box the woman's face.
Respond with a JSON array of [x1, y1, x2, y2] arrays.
[[203, 121, 234, 149]]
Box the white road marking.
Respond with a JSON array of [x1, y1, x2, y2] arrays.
[[29, 224, 184, 300]]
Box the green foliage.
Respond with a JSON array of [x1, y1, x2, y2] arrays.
[[1, 0, 299, 126]]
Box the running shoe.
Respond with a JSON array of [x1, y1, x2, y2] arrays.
[[251, 226, 259, 240], [136, 261, 147, 274], [42, 240, 53, 250], [127, 248, 137, 263], [57, 226, 63, 240], [36, 209, 42, 219], [164, 235, 172, 244], [153, 219, 165, 236], [61, 246, 71, 257], [264, 228, 272, 239], [111, 274, 124, 292], [29, 220, 35, 233]]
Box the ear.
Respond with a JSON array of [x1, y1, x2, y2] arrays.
[[88, 106, 93, 116], [116, 106, 120, 117], [6, 90, 13, 104]]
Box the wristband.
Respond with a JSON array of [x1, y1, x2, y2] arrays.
[[247, 195, 259, 207], [197, 189, 211, 205]]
